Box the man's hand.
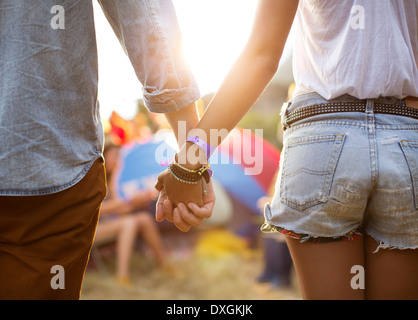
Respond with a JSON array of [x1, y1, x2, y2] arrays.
[[155, 176, 215, 232]]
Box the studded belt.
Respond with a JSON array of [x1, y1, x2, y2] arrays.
[[283, 101, 418, 128]]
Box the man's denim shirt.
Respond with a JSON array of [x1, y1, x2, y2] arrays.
[[0, 0, 200, 195]]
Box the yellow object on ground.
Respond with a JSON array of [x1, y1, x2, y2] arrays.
[[194, 229, 250, 259]]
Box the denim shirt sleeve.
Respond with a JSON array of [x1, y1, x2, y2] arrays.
[[97, 0, 200, 113]]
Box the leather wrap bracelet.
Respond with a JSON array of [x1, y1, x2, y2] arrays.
[[168, 162, 212, 184]]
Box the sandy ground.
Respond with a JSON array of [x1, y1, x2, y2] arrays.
[[80, 229, 301, 300]]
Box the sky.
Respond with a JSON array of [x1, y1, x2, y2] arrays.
[[93, 0, 258, 120]]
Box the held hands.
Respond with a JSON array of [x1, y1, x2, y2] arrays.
[[155, 169, 205, 208], [154, 164, 215, 232], [154, 138, 216, 232]]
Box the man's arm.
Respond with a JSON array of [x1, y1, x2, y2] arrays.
[[97, 0, 214, 230], [163, 102, 200, 145], [97, 0, 200, 113]]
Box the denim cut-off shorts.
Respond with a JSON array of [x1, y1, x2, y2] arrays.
[[262, 93, 418, 251]]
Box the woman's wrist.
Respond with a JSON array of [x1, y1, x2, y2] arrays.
[[177, 141, 208, 170]]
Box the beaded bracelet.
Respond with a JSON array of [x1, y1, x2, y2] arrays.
[[168, 163, 210, 195], [169, 162, 212, 184], [166, 156, 212, 195], [168, 164, 199, 184], [175, 157, 211, 180]]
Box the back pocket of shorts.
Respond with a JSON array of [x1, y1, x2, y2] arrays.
[[400, 140, 418, 209], [280, 134, 345, 211]]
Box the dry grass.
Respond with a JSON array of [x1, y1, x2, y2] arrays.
[[80, 229, 301, 300]]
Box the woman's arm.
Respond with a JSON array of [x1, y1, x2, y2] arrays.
[[156, 0, 298, 228], [179, 0, 299, 165]]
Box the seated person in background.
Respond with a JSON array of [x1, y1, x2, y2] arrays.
[[94, 141, 166, 286]]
